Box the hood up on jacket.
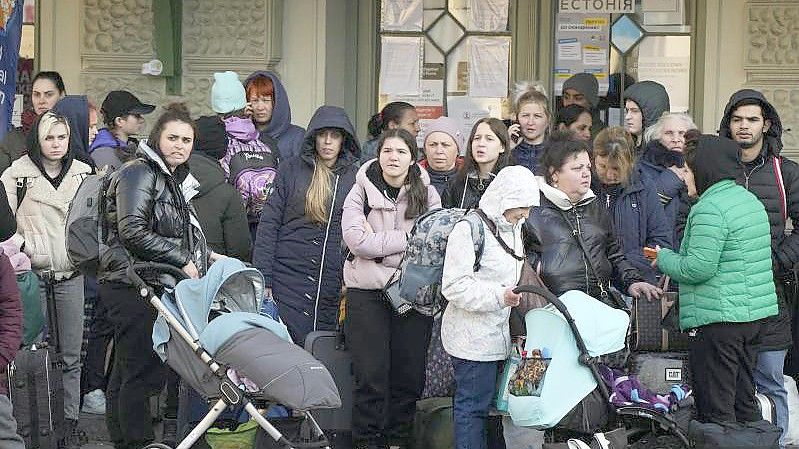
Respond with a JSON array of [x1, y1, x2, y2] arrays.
[[244, 71, 296, 140], [690, 134, 742, 196], [478, 166, 540, 228], [623, 81, 670, 130], [718, 89, 784, 156], [89, 128, 125, 152], [51, 95, 93, 167], [26, 112, 76, 189], [537, 176, 596, 211], [298, 105, 360, 171], [189, 154, 226, 196]]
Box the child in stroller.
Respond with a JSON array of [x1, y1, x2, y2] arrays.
[[127, 257, 341, 449], [507, 286, 694, 449]]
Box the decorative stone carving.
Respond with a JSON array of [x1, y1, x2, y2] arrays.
[[746, 2, 799, 67], [182, 0, 266, 57], [82, 0, 153, 55], [81, 74, 166, 114], [752, 87, 799, 151]]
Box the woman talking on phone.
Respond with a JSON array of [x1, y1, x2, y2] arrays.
[[507, 82, 551, 175]]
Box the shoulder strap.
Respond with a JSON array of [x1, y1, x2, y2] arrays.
[[474, 209, 524, 261], [773, 156, 788, 223], [557, 208, 611, 299], [462, 211, 486, 272], [15, 177, 27, 208]]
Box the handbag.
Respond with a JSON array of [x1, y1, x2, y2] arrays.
[[383, 270, 413, 315], [510, 261, 553, 337], [631, 276, 689, 352]]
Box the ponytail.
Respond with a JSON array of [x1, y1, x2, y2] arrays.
[[367, 101, 415, 138]]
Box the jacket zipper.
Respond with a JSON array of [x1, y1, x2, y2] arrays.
[[743, 157, 765, 190], [574, 209, 591, 294], [313, 174, 340, 332]]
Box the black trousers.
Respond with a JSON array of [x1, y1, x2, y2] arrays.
[[689, 320, 762, 424], [83, 276, 113, 393], [102, 282, 167, 449], [345, 288, 432, 446]]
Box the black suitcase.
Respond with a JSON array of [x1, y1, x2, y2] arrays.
[[629, 351, 691, 394], [688, 419, 780, 449], [304, 331, 353, 433], [8, 272, 66, 449]]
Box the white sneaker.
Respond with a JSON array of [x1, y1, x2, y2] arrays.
[[81, 389, 106, 415]]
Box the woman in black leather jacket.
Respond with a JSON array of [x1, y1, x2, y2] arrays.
[[99, 103, 215, 449], [523, 130, 661, 304]]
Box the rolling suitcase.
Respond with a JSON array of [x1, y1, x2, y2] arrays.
[[304, 330, 353, 445], [8, 271, 66, 449]]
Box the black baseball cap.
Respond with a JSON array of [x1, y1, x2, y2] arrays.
[[100, 90, 155, 122]]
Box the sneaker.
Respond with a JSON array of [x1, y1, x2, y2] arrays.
[[81, 389, 107, 415]]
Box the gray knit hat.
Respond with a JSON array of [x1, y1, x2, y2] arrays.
[[563, 73, 600, 109]]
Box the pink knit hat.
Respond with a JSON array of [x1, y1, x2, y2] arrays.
[[423, 116, 463, 154]]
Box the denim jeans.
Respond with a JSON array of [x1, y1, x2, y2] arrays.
[[40, 275, 85, 421], [755, 349, 789, 448], [451, 357, 499, 449]]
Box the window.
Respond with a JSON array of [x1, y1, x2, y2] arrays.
[[378, 0, 512, 142]]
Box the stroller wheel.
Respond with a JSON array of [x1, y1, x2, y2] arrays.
[[143, 444, 173, 449]]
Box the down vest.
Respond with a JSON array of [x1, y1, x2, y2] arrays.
[[523, 180, 644, 299], [1, 155, 92, 279], [658, 180, 777, 330]]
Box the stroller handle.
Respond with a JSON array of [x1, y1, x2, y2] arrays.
[[126, 262, 189, 294]]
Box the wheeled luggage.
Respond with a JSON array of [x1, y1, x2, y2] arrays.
[[304, 330, 353, 433], [628, 351, 691, 394], [8, 271, 66, 449]]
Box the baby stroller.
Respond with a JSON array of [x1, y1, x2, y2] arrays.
[[127, 258, 341, 449], [507, 286, 692, 448]]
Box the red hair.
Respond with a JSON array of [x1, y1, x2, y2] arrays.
[[246, 75, 274, 100]]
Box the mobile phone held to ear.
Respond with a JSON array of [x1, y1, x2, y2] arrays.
[[643, 247, 658, 260]]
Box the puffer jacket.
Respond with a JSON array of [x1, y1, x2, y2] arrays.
[[658, 134, 777, 330], [442, 171, 496, 209], [637, 140, 690, 246], [659, 180, 777, 330], [441, 166, 540, 361], [99, 141, 208, 285], [523, 179, 644, 299], [253, 106, 360, 338], [717, 89, 799, 350], [342, 160, 441, 290], [513, 141, 546, 175], [1, 155, 92, 279], [189, 154, 251, 262], [0, 254, 22, 395], [594, 171, 672, 285]]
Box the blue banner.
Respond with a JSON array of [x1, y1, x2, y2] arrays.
[[0, 0, 23, 141]]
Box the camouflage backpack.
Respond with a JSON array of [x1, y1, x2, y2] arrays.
[[397, 208, 485, 316]]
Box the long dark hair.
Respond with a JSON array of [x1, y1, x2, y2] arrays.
[[375, 128, 429, 219], [32, 71, 66, 95], [540, 129, 591, 185], [367, 102, 415, 138], [453, 117, 513, 187], [556, 104, 590, 128]]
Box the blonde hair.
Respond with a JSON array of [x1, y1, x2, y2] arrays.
[[37, 111, 70, 145], [512, 81, 552, 134], [305, 158, 334, 224], [593, 127, 636, 185]]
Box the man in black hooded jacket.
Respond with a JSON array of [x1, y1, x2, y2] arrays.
[[719, 89, 799, 445]]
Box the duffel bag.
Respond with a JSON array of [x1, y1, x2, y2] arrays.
[[688, 419, 779, 449]]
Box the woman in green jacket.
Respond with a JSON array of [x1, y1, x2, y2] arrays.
[[655, 132, 777, 425]]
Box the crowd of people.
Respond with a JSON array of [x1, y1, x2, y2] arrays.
[[0, 67, 795, 449]]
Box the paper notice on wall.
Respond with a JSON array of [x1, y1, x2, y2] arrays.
[[446, 96, 503, 154], [380, 36, 422, 95], [384, 64, 445, 146], [468, 0, 510, 31], [583, 45, 607, 66], [381, 0, 423, 31], [636, 35, 690, 112], [558, 39, 582, 60], [468, 37, 510, 98]]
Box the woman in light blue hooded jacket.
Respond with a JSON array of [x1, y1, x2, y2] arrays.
[[244, 71, 306, 160]]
